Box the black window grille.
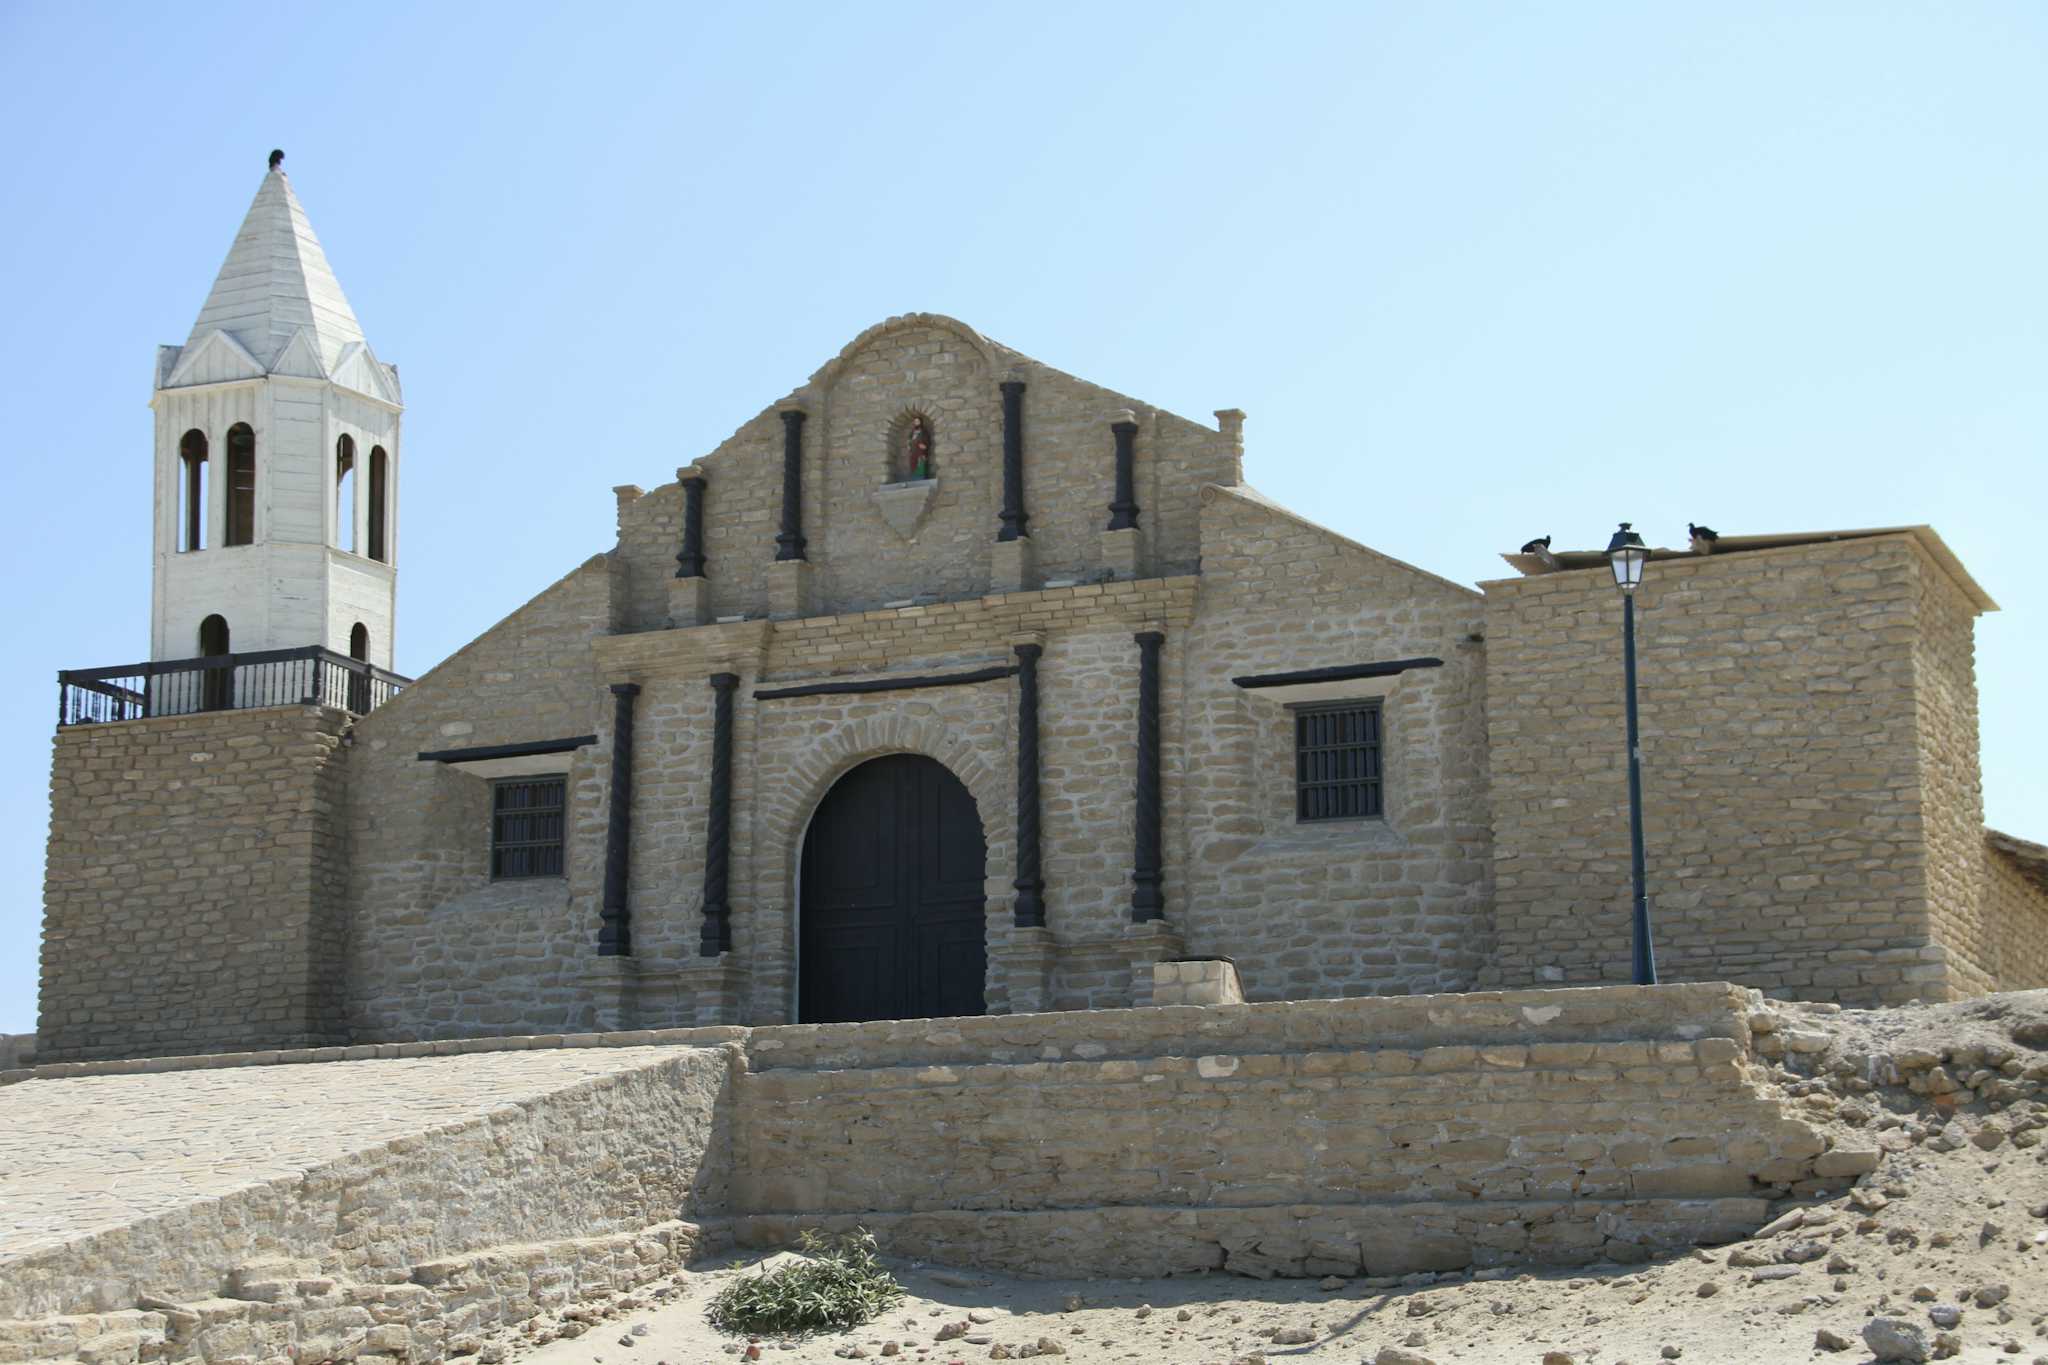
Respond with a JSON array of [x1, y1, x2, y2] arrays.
[[1295, 702, 1383, 821], [492, 777, 566, 878]]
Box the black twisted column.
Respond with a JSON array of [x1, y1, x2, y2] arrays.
[[1107, 417, 1140, 531], [599, 682, 641, 956], [775, 409, 807, 561], [1012, 642, 1046, 927], [1130, 630, 1165, 922], [998, 380, 1028, 542], [699, 672, 739, 956], [675, 474, 706, 578]]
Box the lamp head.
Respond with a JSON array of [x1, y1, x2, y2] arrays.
[[1607, 522, 1649, 594]]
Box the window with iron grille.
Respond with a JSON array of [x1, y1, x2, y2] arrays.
[[1294, 702, 1383, 821], [492, 777, 566, 878]]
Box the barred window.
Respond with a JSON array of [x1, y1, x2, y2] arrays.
[[492, 777, 566, 878], [1295, 702, 1383, 821]]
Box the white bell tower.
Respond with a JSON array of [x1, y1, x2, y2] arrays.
[[150, 150, 402, 672]]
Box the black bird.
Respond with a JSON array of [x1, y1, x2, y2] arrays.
[[1519, 535, 1551, 555], [1688, 522, 1719, 543], [269, 149, 285, 171]]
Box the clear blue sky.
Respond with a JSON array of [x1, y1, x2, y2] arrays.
[[1, 4, 2042, 1034]]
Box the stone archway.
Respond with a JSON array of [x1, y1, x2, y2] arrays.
[[798, 754, 988, 1023]]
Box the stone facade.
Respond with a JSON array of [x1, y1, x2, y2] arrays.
[[1481, 532, 2032, 1008], [1985, 833, 2048, 990], [39, 706, 349, 1061], [37, 306, 2048, 1061]]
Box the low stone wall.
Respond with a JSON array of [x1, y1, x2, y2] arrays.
[[0, 1047, 734, 1322], [0, 1222, 717, 1365], [0, 1033, 33, 1070], [730, 984, 1843, 1278], [1, 985, 1869, 1362]]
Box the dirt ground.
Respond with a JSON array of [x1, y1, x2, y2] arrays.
[[500, 993, 2048, 1365]]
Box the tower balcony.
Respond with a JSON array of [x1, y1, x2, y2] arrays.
[[56, 646, 411, 728]]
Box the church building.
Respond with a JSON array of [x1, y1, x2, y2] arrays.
[[35, 159, 2048, 1063]]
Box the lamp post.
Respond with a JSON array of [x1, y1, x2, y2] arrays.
[[1606, 522, 1657, 986]]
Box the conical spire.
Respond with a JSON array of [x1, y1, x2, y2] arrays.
[[184, 156, 365, 373]]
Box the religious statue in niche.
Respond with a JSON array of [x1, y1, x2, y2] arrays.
[[902, 415, 932, 481]]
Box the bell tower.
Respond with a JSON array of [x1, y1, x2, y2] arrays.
[[150, 150, 402, 672]]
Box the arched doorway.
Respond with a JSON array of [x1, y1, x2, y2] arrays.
[[799, 754, 987, 1023]]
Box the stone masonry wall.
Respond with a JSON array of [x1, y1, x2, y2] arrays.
[[1483, 536, 1962, 1006], [609, 315, 1241, 628], [1180, 486, 1493, 1001], [591, 575, 1201, 1025], [1984, 843, 2048, 990], [0, 1046, 731, 1364], [2, 984, 1864, 1361], [1912, 547, 1993, 995], [342, 557, 620, 1041], [38, 706, 350, 1062], [731, 983, 1854, 1279]]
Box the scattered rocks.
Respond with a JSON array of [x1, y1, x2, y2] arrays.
[[1928, 1305, 1963, 1329]]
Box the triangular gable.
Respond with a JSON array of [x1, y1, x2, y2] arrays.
[[269, 327, 329, 380], [331, 341, 399, 404], [162, 329, 266, 389], [1200, 482, 1479, 600]]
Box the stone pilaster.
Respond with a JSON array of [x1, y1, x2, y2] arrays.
[[991, 926, 1058, 1015], [1121, 921, 1185, 1005], [768, 559, 813, 619], [990, 536, 1036, 593]]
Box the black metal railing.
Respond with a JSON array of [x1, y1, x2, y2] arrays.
[[57, 646, 411, 727]]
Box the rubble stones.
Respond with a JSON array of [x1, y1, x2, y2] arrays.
[[1864, 1317, 1933, 1362]]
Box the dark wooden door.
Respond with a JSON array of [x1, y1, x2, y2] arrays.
[[799, 754, 987, 1023]]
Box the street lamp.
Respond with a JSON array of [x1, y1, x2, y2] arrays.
[[1606, 522, 1657, 986]]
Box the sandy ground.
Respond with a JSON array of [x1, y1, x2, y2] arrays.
[[502, 994, 2048, 1365]]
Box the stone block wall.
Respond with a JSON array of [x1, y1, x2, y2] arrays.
[[0, 1034, 35, 1070], [1179, 486, 1493, 1001], [608, 314, 1241, 628], [1912, 550, 1993, 994], [1984, 839, 2048, 990], [3, 984, 1859, 1355], [1482, 535, 1975, 1006], [0, 1046, 732, 1365], [730, 983, 1845, 1279], [38, 706, 350, 1063], [342, 557, 620, 1041]]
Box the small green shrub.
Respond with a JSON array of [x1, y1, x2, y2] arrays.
[[707, 1230, 904, 1336]]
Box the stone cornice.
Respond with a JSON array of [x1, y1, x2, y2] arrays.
[[592, 576, 1199, 682], [592, 618, 773, 681]]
